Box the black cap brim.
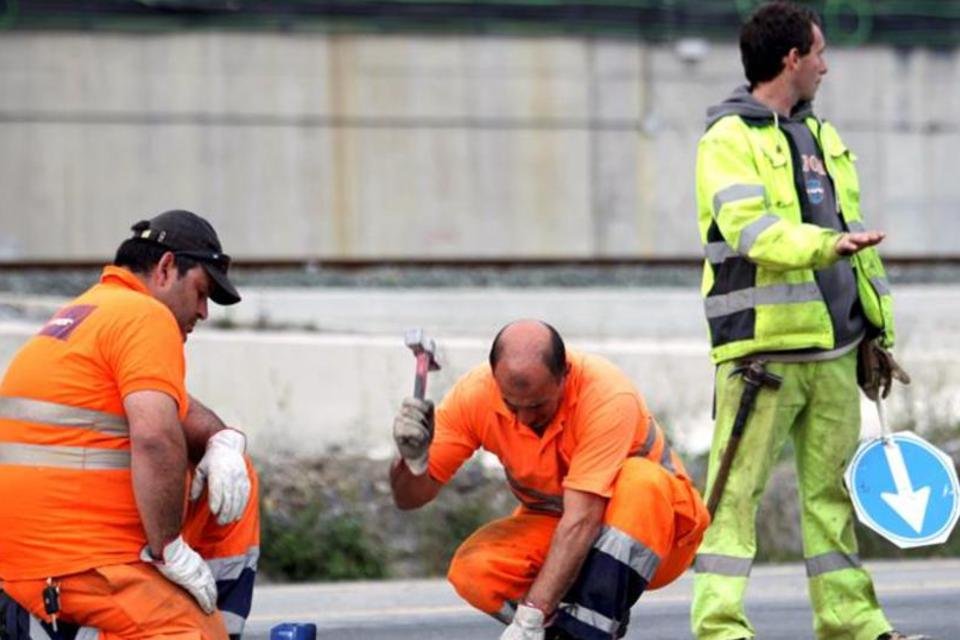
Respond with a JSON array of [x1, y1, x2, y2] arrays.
[[203, 264, 241, 306]]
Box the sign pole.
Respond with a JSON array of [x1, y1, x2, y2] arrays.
[[876, 397, 892, 442]]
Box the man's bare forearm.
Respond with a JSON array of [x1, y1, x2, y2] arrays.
[[183, 395, 229, 462], [126, 391, 189, 555], [525, 490, 607, 615], [390, 458, 441, 510], [133, 431, 188, 555]]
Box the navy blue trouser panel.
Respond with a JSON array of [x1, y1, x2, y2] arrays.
[[552, 548, 647, 640], [217, 566, 256, 632]]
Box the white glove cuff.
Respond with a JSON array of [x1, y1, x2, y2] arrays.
[[209, 428, 246, 453], [140, 535, 184, 565], [404, 455, 429, 476], [514, 603, 548, 629]]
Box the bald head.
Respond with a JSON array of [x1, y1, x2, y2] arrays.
[[489, 320, 566, 383], [488, 320, 568, 433]]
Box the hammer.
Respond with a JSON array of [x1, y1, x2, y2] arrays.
[[705, 360, 782, 518], [404, 328, 441, 399]]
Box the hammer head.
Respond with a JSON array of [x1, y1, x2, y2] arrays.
[[404, 328, 441, 371], [741, 360, 782, 390]]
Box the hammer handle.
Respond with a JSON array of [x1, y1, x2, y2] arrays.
[[730, 384, 760, 438], [413, 354, 429, 399], [706, 433, 742, 518], [706, 378, 765, 518]]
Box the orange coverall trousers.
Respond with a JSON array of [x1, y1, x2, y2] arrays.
[[448, 457, 709, 639], [1, 459, 260, 640]]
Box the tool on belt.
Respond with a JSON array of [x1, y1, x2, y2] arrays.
[[42, 578, 59, 632], [706, 360, 783, 518]]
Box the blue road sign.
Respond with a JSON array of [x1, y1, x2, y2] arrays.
[[845, 431, 960, 548]]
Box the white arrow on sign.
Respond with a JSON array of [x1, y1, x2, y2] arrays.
[[880, 439, 930, 533]]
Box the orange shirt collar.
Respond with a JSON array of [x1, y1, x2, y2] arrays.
[[561, 352, 583, 414], [99, 265, 151, 296]]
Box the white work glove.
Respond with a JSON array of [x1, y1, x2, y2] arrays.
[[392, 397, 434, 475], [189, 428, 250, 525], [500, 604, 547, 640], [140, 535, 217, 614]]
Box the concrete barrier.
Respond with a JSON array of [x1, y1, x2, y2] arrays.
[[1, 284, 959, 459]]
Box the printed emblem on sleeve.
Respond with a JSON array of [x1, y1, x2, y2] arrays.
[[38, 305, 96, 340]]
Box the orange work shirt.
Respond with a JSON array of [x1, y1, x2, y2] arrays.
[[0, 266, 188, 579], [429, 351, 680, 512]]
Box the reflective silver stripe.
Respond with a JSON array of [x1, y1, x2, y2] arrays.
[[593, 525, 661, 582], [737, 214, 780, 255], [206, 546, 260, 581], [712, 184, 766, 218], [29, 615, 50, 640], [562, 603, 620, 634], [76, 627, 99, 640], [0, 442, 130, 469], [631, 419, 676, 474], [704, 282, 822, 319], [633, 417, 657, 457], [0, 397, 128, 436], [29, 615, 58, 640], [805, 552, 861, 578], [870, 276, 891, 296], [659, 443, 677, 475], [704, 241, 738, 264], [505, 470, 564, 514], [221, 610, 246, 635], [694, 553, 752, 576], [29, 615, 99, 640], [847, 220, 866, 233], [495, 601, 516, 624]]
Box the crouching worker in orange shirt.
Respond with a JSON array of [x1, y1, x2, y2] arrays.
[[390, 320, 710, 640], [0, 210, 259, 640]]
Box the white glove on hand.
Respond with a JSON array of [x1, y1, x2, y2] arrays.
[[392, 397, 434, 475], [189, 428, 250, 525], [140, 536, 217, 614], [500, 604, 547, 640]]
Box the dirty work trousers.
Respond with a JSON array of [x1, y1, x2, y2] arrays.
[[449, 457, 709, 640], [691, 351, 892, 640], [1, 458, 260, 640]]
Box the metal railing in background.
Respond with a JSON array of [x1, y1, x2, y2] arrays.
[[1, 1, 959, 47]]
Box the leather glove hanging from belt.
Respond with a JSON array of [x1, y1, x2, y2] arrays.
[[190, 428, 251, 526], [392, 397, 434, 475], [857, 338, 911, 401], [141, 536, 217, 614]]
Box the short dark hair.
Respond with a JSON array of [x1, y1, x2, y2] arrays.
[[740, 1, 821, 88], [114, 238, 198, 278], [489, 321, 567, 380]]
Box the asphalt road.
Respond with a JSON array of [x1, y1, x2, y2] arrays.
[[246, 558, 960, 640]]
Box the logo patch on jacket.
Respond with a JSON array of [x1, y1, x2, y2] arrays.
[[806, 178, 825, 205], [39, 305, 96, 340]]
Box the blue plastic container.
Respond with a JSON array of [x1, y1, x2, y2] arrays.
[[269, 623, 317, 640]]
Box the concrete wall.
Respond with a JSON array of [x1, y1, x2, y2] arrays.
[[2, 285, 959, 459], [1, 31, 959, 261]]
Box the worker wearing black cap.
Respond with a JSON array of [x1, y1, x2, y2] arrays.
[[0, 210, 258, 640]]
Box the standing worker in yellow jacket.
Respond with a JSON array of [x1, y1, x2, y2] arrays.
[[691, 3, 922, 640], [0, 210, 259, 640]]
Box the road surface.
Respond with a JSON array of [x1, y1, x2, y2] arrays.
[[246, 558, 960, 639]]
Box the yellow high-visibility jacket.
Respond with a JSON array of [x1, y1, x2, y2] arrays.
[[696, 111, 895, 364]]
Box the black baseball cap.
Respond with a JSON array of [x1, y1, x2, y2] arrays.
[[130, 209, 241, 306]]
